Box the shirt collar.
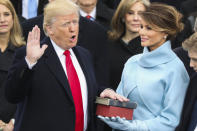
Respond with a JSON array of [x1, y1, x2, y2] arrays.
[[50, 39, 74, 57], [79, 7, 96, 19]]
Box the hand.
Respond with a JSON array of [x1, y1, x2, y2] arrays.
[[98, 116, 131, 130], [0, 120, 6, 130], [100, 88, 129, 102], [3, 119, 14, 131], [98, 116, 149, 131], [26, 25, 48, 64], [0, 119, 14, 131]]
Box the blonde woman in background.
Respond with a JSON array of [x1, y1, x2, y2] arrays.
[[107, 0, 150, 90], [0, 0, 25, 130]]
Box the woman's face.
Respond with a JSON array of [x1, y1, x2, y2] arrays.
[[139, 19, 167, 51], [124, 2, 146, 33], [0, 4, 13, 34]]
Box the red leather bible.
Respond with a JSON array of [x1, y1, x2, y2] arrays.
[[96, 97, 137, 120]]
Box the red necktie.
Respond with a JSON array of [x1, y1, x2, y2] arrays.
[[64, 50, 84, 131], [86, 15, 91, 19]]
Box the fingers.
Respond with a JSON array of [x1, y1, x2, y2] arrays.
[[100, 88, 116, 98], [41, 44, 48, 53], [97, 115, 108, 122], [116, 116, 124, 123], [98, 115, 125, 121], [3, 123, 14, 131], [97, 116, 110, 121], [27, 31, 32, 44], [111, 117, 117, 122], [33, 25, 40, 42], [97, 115, 103, 119], [0, 120, 14, 131], [113, 94, 129, 102], [8, 119, 14, 126], [100, 89, 129, 102], [0, 120, 6, 127], [27, 25, 40, 45]]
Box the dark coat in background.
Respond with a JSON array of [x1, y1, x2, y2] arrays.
[[174, 47, 197, 131], [95, 0, 114, 29], [171, 19, 193, 49], [108, 37, 143, 90], [5, 38, 101, 131], [0, 43, 18, 123], [150, 0, 185, 10], [173, 47, 195, 77], [175, 73, 197, 131], [102, 0, 120, 9], [180, 0, 197, 16]]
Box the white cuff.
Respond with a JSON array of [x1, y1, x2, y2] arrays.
[[25, 56, 37, 69]]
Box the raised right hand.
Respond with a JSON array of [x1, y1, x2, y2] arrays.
[[26, 25, 48, 64], [0, 119, 14, 131]]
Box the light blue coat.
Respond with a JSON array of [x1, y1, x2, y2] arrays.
[[116, 41, 189, 131]]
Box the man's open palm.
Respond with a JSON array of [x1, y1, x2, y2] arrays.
[[26, 26, 48, 64]]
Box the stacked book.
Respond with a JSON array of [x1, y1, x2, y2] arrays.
[[95, 97, 137, 120]]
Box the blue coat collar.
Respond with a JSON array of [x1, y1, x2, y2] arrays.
[[138, 41, 176, 67]]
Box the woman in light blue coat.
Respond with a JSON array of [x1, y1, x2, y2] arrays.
[[98, 3, 190, 131]]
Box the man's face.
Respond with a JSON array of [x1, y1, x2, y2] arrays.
[[47, 13, 79, 50], [77, 0, 97, 14], [188, 49, 197, 72]]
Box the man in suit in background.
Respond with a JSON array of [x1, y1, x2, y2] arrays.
[[10, 0, 48, 20], [77, 0, 114, 29], [5, 0, 127, 131]]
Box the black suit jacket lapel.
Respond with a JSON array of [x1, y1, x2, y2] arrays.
[[43, 38, 73, 102]]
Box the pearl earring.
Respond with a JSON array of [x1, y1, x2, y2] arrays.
[[164, 36, 167, 39]]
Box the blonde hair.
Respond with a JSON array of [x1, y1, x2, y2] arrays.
[[140, 3, 184, 41], [108, 0, 150, 40], [0, 0, 25, 47], [43, 0, 79, 36], [182, 32, 197, 52]]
